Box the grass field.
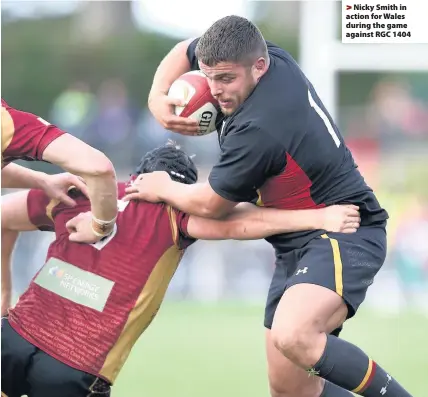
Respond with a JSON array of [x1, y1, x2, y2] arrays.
[[113, 302, 427, 397]]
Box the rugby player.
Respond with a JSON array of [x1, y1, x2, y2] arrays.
[[1, 142, 360, 397], [1, 99, 118, 243], [127, 16, 412, 397]]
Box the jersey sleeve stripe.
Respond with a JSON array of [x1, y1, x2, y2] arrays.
[[166, 205, 179, 247]]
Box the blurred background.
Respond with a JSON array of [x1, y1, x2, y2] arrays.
[[1, 1, 427, 396]]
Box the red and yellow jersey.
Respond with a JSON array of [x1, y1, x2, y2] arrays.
[[1, 99, 65, 167], [8, 183, 195, 383]]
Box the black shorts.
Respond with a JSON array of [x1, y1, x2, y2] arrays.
[[1, 318, 111, 397], [264, 224, 387, 334]]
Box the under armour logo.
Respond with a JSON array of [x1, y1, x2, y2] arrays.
[[380, 374, 392, 395], [296, 267, 308, 275]]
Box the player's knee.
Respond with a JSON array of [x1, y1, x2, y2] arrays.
[[269, 374, 323, 397], [271, 326, 304, 358], [271, 325, 318, 367]]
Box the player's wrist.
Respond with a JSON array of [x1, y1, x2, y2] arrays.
[[91, 214, 117, 238], [157, 174, 173, 201], [37, 171, 51, 190], [315, 208, 328, 230]]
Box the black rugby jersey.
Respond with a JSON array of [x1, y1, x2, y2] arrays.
[[187, 39, 388, 253]]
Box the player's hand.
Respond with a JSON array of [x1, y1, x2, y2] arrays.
[[123, 171, 171, 203], [320, 205, 361, 233], [66, 211, 102, 243], [40, 173, 89, 207], [148, 92, 200, 135]]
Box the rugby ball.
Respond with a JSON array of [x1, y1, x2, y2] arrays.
[[168, 71, 219, 136]]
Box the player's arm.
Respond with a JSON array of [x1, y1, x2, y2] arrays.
[[148, 38, 200, 134], [149, 38, 195, 99], [2, 163, 89, 207], [1, 190, 40, 316], [165, 180, 236, 218], [1, 190, 44, 232], [42, 133, 118, 230], [2, 103, 118, 239], [124, 172, 237, 219], [2, 162, 49, 188], [186, 203, 360, 240], [124, 124, 285, 219]]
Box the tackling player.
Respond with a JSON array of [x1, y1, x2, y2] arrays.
[[127, 16, 412, 397], [1, 99, 118, 243], [1, 143, 360, 397]]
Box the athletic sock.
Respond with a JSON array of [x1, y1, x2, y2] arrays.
[[319, 380, 354, 396], [312, 334, 413, 396]]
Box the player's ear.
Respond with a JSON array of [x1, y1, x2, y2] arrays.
[[253, 57, 267, 80], [255, 57, 265, 70]]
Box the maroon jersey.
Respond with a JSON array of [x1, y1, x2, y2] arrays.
[[1, 99, 65, 166], [8, 183, 195, 383]]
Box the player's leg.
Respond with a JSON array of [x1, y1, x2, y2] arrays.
[[266, 328, 324, 397], [267, 329, 354, 397], [27, 349, 111, 397], [1, 318, 34, 397], [268, 289, 354, 397], [271, 228, 413, 397], [264, 254, 351, 397]]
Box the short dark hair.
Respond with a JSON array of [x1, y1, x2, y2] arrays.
[[195, 15, 268, 67], [132, 141, 198, 185]]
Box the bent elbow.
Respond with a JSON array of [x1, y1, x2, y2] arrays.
[[85, 152, 116, 178]]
